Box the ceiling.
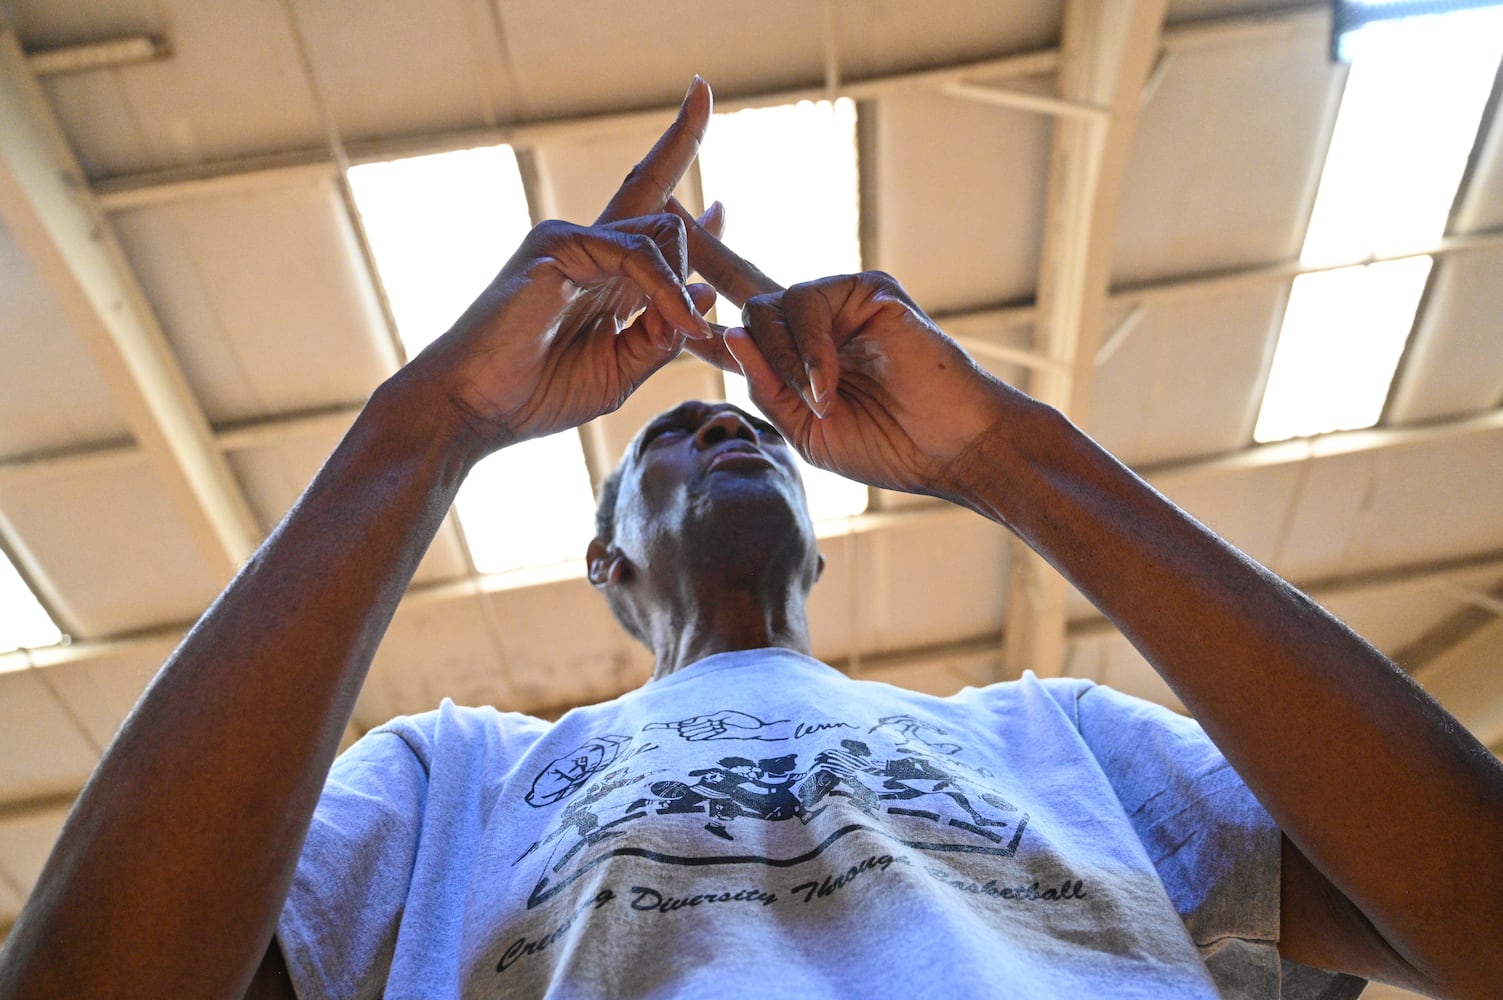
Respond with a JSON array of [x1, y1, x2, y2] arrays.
[[0, 1, 1500, 970]]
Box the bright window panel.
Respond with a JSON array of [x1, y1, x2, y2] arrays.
[[350, 148, 597, 572], [1256, 257, 1433, 441], [699, 98, 868, 519], [1302, 7, 1503, 266], [0, 548, 61, 655], [455, 434, 598, 573], [1257, 6, 1503, 442]]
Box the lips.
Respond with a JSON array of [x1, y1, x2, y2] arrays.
[[706, 447, 773, 472]]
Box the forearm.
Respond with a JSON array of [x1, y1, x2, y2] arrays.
[[0, 370, 473, 999], [956, 383, 1503, 993]]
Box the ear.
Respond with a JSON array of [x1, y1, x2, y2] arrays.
[[587, 538, 628, 589]]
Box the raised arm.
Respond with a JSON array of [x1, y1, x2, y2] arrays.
[[684, 238, 1503, 997], [0, 78, 717, 1000]]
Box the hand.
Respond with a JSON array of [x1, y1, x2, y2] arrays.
[[676, 213, 1016, 501], [645, 710, 795, 742], [402, 78, 720, 457]]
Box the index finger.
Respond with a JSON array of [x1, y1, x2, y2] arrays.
[[667, 197, 782, 308], [596, 77, 713, 225]]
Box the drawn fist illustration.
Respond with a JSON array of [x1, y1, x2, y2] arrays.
[[644, 711, 795, 742]]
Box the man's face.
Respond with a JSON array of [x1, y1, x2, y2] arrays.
[[609, 401, 815, 569]]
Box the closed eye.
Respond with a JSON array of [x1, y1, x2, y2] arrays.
[[749, 418, 784, 444], [638, 421, 688, 454]]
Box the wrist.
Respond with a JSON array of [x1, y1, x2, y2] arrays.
[[372, 360, 514, 477], [360, 366, 494, 487], [935, 380, 1068, 527]]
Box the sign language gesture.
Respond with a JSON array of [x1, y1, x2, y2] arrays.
[[403, 78, 721, 458], [679, 217, 1024, 505]]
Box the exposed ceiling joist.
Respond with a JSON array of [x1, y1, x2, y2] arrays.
[[86, 6, 1328, 214], [1002, 0, 1168, 681], [0, 26, 259, 584], [2, 215, 1494, 475]]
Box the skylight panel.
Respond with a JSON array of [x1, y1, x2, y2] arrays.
[[1254, 5, 1503, 443], [698, 98, 869, 520], [1254, 258, 1432, 442], [0, 548, 61, 656], [350, 147, 598, 572]]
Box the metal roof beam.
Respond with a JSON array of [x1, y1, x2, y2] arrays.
[[1002, 0, 1167, 680], [0, 26, 259, 583], [87, 6, 1328, 213]]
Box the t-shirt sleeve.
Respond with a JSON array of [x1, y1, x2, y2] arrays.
[[276, 724, 431, 1000], [1067, 682, 1365, 1000]]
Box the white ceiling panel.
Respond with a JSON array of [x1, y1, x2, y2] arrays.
[[16, 0, 169, 179], [110, 177, 397, 424], [30, 63, 152, 182], [485, 575, 652, 712], [861, 508, 1011, 653], [867, 89, 1051, 311], [223, 419, 470, 586], [1417, 616, 1503, 748], [499, 1, 827, 119], [355, 592, 509, 729], [1315, 569, 1503, 662], [1385, 244, 1503, 425], [0, 805, 68, 912], [0, 223, 130, 458], [0, 455, 222, 637], [1278, 424, 1503, 580], [29, 0, 324, 179], [1088, 284, 1286, 465], [0, 668, 98, 800], [806, 527, 864, 663], [285, 0, 512, 146], [1339, 424, 1503, 572], [834, 1, 1062, 79], [1111, 24, 1342, 283], [1147, 455, 1304, 570], [32, 637, 176, 752]]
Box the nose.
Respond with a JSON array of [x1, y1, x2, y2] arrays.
[[694, 409, 759, 449]]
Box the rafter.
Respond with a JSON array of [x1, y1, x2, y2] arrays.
[[1002, 0, 1168, 680], [0, 26, 259, 585], [87, 6, 1327, 213]]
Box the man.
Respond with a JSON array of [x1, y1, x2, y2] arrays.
[[2, 78, 1500, 998]]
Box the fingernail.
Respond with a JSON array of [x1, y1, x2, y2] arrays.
[[680, 76, 701, 113], [806, 363, 828, 404]]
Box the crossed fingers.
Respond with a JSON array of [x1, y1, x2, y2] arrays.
[[669, 199, 843, 419]]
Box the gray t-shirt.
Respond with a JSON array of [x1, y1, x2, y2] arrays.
[[278, 648, 1364, 998]]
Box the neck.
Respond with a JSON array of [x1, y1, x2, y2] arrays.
[[644, 565, 814, 681]]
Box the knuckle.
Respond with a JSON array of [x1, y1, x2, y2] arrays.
[[623, 231, 659, 257], [528, 218, 574, 244]]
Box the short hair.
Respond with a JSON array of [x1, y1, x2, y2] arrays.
[[593, 453, 644, 644], [594, 459, 627, 544]]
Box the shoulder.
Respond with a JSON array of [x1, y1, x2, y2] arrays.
[[342, 699, 554, 775]]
